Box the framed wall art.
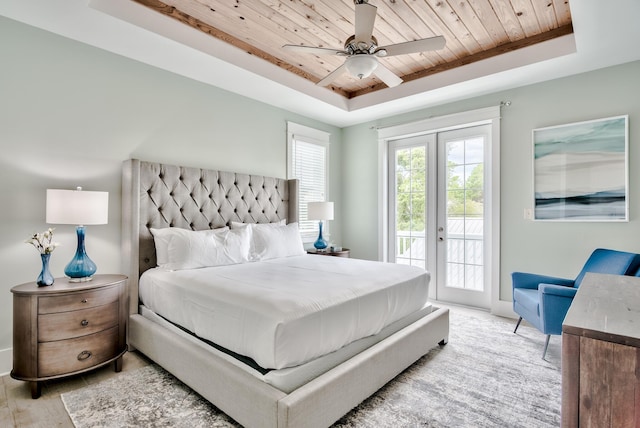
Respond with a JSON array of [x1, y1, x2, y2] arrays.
[[533, 115, 628, 221]]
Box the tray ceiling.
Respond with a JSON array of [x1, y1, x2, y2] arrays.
[[133, 0, 573, 99], [10, 1, 640, 127]]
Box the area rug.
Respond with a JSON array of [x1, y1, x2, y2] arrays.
[[62, 310, 561, 427]]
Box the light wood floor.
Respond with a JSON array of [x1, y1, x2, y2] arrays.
[[0, 351, 152, 428]]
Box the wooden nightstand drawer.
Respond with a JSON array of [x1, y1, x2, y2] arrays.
[[39, 285, 119, 314], [38, 301, 119, 342], [38, 326, 119, 377]]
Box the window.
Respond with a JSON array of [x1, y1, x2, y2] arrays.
[[287, 122, 330, 242]]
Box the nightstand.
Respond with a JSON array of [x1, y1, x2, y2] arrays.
[[307, 248, 350, 258], [11, 274, 128, 398]]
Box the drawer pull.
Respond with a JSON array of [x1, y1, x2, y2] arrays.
[[80, 319, 89, 327], [81, 298, 88, 303], [77, 350, 92, 361]]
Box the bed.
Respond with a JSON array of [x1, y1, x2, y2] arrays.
[[122, 159, 449, 428]]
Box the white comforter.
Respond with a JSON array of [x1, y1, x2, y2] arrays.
[[139, 254, 430, 369]]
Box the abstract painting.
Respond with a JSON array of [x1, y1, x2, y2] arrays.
[[533, 115, 628, 221]]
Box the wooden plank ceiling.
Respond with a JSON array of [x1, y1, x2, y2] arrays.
[[133, 0, 573, 98]]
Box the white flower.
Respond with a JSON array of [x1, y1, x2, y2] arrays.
[[26, 228, 60, 254]]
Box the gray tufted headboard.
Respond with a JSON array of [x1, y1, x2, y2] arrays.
[[122, 159, 299, 314]]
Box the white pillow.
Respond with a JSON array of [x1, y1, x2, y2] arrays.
[[250, 222, 305, 261], [231, 220, 287, 261], [150, 227, 230, 267], [149, 226, 250, 270], [230, 219, 286, 230]]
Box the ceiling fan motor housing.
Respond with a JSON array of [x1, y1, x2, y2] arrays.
[[344, 35, 378, 55]]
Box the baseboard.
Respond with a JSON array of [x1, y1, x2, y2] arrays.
[[431, 299, 515, 320], [491, 300, 516, 319], [0, 347, 12, 377]]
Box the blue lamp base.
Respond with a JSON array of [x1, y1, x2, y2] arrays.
[[313, 221, 328, 250], [64, 226, 97, 282]]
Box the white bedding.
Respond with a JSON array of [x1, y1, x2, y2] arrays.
[[139, 254, 430, 369]]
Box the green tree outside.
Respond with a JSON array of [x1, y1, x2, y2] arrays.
[[395, 143, 484, 234]]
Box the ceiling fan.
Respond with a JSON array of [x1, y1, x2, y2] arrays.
[[283, 0, 446, 88]]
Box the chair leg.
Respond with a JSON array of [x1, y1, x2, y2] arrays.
[[542, 335, 551, 359], [513, 317, 523, 333]]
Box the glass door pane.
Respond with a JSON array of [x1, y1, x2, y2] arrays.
[[445, 137, 484, 290], [394, 144, 426, 269]]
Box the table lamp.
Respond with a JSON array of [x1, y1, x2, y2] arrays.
[[46, 187, 109, 282], [307, 201, 334, 250]]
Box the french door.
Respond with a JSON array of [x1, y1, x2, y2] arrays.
[[388, 124, 491, 309]]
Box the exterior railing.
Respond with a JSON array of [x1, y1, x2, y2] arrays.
[[395, 224, 484, 290]]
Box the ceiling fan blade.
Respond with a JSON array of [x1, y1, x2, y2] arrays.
[[373, 62, 403, 88], [316, 63, 348, 87], [377, 36, 446, 57], [355, 2, 377, 43], [282, 44, 346, 56]]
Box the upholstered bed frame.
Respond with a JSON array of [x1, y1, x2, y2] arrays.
[[122, 159, 449, 428]]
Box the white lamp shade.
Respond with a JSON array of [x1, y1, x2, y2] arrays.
[[46, 188, 109, 225], [307, 201, 334, 221]]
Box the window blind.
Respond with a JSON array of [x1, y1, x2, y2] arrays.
[[287, 122, 331, 242], [291, 137, 328, 238]]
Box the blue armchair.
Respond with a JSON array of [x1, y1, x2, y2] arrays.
[[512, 248, 640, 358]]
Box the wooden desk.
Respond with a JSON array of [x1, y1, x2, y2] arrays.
[[561, 273, 640, 427]]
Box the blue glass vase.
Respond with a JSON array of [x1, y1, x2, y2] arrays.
[[313, 220, 328, 250], [37, 253, 55, 287], [64, 226, 97, 282]]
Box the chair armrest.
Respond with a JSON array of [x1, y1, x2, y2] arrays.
[[511, 272, 575, 290], [539, 283, 578, 298], [539, 283, 577, 335]]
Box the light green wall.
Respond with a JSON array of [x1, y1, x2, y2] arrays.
[[341, 60, 640, 303], [0, 17, 342, 356]]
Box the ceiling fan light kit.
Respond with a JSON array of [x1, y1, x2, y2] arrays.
[[283, 0, 445, 89], [346, 55, 378, 79]]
